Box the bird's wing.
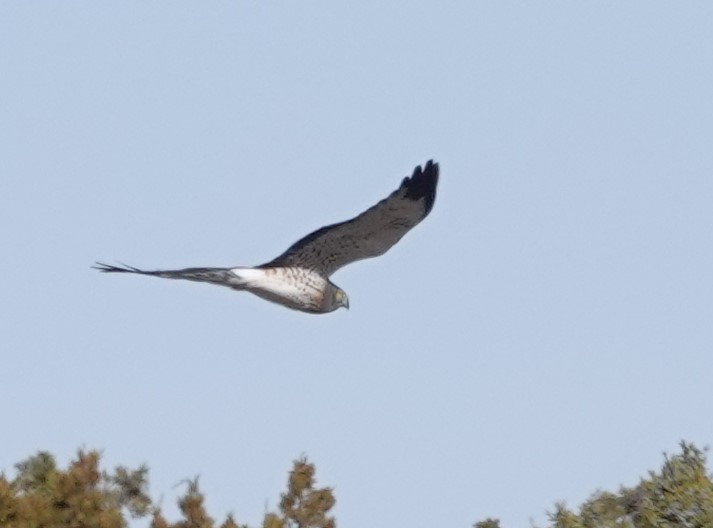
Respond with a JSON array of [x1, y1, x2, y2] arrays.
[[260, 160, 439, 276]]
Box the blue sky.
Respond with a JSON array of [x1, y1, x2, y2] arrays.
[[1, 2, 712, 527]]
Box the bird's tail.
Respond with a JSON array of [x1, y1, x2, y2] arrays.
[[93, 262, 241, 288]]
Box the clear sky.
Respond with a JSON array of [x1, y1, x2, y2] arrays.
[[1, 2, 712, 527]]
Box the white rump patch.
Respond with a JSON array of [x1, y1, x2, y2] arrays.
[[230, 267, 268, 282]]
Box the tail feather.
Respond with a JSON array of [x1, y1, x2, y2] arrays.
[[93, 262, 240, 287]]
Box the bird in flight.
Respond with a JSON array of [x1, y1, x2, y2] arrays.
[[94, 160, 439, 314]]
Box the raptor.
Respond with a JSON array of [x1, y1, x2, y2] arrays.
[[95, 160, 439, 314]]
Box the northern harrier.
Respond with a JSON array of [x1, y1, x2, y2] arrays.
[[94, 160, 439, 314]]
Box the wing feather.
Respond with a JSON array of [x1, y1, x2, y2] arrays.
[[260, 160, 439, 276]]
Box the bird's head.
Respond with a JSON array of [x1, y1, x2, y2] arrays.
[[324, 282, 349, 312], [333, 288, 350, 311]]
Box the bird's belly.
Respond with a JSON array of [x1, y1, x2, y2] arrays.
[[230, 267, 327, 312]]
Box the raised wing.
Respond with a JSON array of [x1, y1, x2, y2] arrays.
[[260, 160, 438, 276]]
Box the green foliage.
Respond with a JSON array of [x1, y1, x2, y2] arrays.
[[0, 449, 140, 528], [547, 502, 585, 528], [279, 458, 336, 528], [0, 451, 334, 528], [476, 441, 713, 528], [631, 442, 713, 527], [3, 441, 710, 528], [473, 519, 501, 528]]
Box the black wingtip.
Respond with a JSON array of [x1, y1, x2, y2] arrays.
[[404, 159, 439, 215]]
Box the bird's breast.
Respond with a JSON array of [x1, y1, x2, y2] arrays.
[[230, 267, 328, 312]]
